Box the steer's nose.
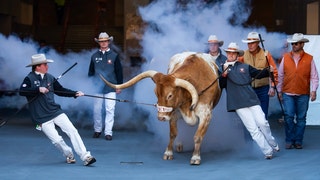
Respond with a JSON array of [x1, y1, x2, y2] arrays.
[[157, 116, 166, 121]]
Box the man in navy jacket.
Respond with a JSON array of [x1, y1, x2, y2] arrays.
[[20, 54, 96, 166], [88, 32, 123, 141], [221, 43, 279, 159]]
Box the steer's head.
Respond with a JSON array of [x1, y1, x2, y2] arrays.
[[152, 73, 198, 121], [153, 74, 177, 121]]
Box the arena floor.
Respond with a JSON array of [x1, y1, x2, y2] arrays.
[[1, 110, 320, 180]]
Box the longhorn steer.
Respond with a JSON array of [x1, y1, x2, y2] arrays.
[[100, 52, 221, 165]]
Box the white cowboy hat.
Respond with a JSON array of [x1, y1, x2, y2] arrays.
[[287, 33, 309, 43], [242, 32, 264, 43], [26, 54, 54, 67], [224, 42, 244, 56], [94, 32, 114, 43], [207, 35, 224, 46]]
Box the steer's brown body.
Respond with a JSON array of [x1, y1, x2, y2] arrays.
[[101, 52, 221, 165]]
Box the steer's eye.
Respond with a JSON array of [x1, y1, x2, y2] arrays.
[[167, 93, 173, 100]]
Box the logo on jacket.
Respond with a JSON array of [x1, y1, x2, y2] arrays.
[[107, 59, 112, 64], [34, 80, 40, 87], [240, 68, 245, 73], [95, 57, 103, 63]]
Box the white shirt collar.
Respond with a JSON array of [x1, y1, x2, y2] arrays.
[[100, 48, 110, 54], [35, 71, 45, 79]]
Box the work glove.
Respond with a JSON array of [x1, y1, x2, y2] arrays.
[[223, 61, 236, 70], [222, 61, 236, 77]]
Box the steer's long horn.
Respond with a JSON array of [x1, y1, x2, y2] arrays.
[[174, 78, 199, 110], [100, 70, 158, 89]]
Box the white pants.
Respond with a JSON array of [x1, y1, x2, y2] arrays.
[[93, 92, 116, 136], [236, 105, 277, 155], [41, 113, 91, 161]]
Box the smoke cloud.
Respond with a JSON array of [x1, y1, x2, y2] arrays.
[[0, 0, 286, 155], [133, 0, 286, 153], [0, 33, 143, 130]]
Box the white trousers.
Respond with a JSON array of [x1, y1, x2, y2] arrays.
[[236, 105, 277, 155], [41, 113, 91, 161], [93, 92, 116, 136]]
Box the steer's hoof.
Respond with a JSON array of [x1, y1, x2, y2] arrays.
[[190, 159, 201, 165], [163, 154, 174, 160], [176, 143, 183, 153]]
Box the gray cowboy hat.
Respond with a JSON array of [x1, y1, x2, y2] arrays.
[[224, 42, 244, 56], [94, 32, 114, 43], [26, 54, 54, 67], [207, 35, 224, 47], [242, 32, 264, 43], [287, 33, 309, 43]]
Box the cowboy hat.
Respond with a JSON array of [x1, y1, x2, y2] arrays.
[[287, 33, 309, 43], [242, 32, 264, 43], [224, 42, 244, 56], [26, 54, 54, 67], [94, 32, 113, 43], [207, 35, 224, 46]]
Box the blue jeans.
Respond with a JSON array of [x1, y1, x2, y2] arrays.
[[253, 85, 269, 119], [282, 93, 309, 145]]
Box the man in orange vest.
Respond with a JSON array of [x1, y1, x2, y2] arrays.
[[277, 33, 319, 149]]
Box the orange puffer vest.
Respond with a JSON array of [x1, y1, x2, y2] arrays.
[[282, 51, 313, 95]]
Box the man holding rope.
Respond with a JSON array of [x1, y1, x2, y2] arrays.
[[19, 54, 96, 166], [221, 42, 279, 159]]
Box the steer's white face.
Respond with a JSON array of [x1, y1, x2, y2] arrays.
[[154, 83, 177, 121]]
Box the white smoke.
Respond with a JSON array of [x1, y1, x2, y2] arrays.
[[0, 33, 143, 130], [0, 0, 287, 155], [133, 0, 286, 153], [0, 35, 38, 108]]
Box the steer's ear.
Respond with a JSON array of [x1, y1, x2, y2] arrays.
[[151, 73, 161, 83]]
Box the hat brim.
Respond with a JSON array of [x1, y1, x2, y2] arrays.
[[287, 38, 309, 43], [26, 59, 54, 67], [224, 49, 244, 57], [242, 39, 264, 43], [207, 41, 224, 47], [94, 36, 114, 43]]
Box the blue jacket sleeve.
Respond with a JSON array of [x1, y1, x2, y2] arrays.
[[53, 80, 77, 97], [249, 65, 270, 79], [88, 58, 95, 77], [114, 55, 123, 84]]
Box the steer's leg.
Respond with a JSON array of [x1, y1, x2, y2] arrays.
[[163, 116, 178, 160], [190, 109, 211, 165]]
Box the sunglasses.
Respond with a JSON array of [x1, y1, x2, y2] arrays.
[[291, 42, 302, 46]]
